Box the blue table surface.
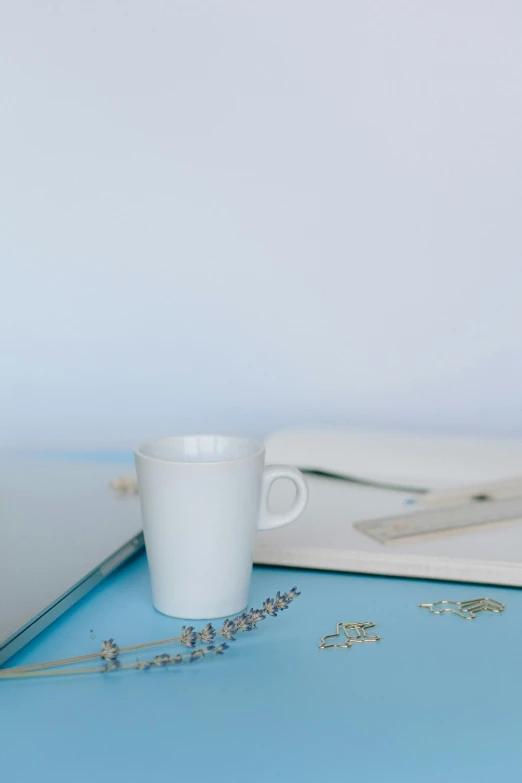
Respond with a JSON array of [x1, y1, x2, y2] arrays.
[[2, 558, 522, 782]]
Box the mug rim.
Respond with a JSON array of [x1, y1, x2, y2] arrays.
[[135, 434, 265, 466]]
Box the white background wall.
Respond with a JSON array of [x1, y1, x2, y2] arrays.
[[2, 1, 521, 448]]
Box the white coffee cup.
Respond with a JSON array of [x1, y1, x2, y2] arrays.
[[134, 434, 308, 619]]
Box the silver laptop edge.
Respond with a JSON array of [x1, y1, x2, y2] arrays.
[[0, 533, 144, 666]]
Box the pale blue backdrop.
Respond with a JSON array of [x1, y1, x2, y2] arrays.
[[2, 1, 522, 449]]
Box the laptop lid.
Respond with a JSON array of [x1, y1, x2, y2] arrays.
[[0, 452, 143, 665]]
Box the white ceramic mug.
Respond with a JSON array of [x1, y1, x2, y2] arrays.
[[134, 435, 308, 619]]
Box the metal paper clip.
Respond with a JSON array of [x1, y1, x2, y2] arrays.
[[319, 621, 380, 649], [419, 597, 505, 620]]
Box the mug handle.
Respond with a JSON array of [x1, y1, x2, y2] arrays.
[[258, 465, 308, 531]]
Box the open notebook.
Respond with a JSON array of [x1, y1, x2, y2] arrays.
[[254, 429, 522, 586]]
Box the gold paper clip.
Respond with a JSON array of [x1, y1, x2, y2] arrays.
[[319, 621, 380, 649], [419, 597, 505, 620]]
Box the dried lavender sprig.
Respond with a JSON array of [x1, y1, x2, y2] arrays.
[[0, 639, 121, 676], [205, 586, 301, 640], [0, 587, 300, 676], [0, 630, 196, 675], [0, 645, 227, 680]]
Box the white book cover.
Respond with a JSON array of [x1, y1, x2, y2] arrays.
[[254, 429, 522, 586]]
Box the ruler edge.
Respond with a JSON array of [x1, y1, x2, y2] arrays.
[[354, 496, 522, 546], [355, 515, 522, 545]]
